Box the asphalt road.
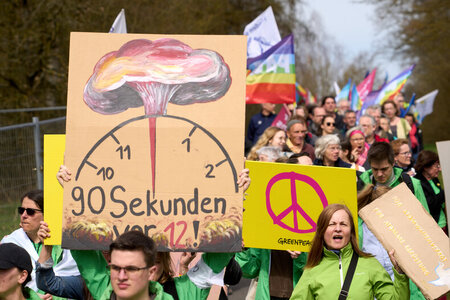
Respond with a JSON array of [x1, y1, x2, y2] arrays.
[[228, 277, 251, 300]]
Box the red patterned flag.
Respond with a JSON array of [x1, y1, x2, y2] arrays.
[[357, 68, 376, 102], [271, 104, 292, 130]]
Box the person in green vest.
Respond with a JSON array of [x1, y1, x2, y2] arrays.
[[289, 204, 409, 300], [358, 142, 428, 210], [235, 247, 307, 300], [414, 150, 447, 231]]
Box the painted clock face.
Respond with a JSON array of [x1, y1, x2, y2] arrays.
[[61, 34, 246, 251]]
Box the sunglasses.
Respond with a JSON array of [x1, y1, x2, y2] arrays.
[[18, 207, 42, 216], [326, 122, 335, 127]]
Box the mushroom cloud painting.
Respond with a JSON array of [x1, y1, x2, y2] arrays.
[[83, 38, 232, 195]]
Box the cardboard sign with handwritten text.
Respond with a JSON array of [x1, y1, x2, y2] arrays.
[[359, 183, 450, 299], [62, 33, 246, 251], [436, 140, 450, 227]]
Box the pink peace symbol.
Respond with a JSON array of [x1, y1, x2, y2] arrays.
[[266, 172, 328, 233]]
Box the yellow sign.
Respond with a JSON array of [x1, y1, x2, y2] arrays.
[[43, 134, 65, 245], [243, 161, 357, 251]]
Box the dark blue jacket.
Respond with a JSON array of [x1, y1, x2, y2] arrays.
[[247, 112, 276, 145]]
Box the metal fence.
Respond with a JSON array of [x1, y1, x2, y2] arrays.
[[0, 117, 66, 202]]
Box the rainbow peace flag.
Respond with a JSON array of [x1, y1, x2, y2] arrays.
[[246, 34, 295, 104], [307, 89, 317, 104], [374, 64, 415, 105], [295, 82, 307, 105]]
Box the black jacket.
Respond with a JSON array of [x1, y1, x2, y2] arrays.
[[313, 157, 352, 168], [414, 173, 445, 224]]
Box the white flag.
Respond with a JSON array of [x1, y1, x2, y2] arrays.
[[333, 82, 341, 97], [413, 89, 438, 124], [244, 6, 281, 58], [109, 9, 127, 34]]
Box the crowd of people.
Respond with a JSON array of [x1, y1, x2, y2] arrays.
[[0, 95, 446, 300], [244, 95, 446, 300]]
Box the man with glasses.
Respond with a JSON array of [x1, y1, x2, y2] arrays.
[[308, 106, 326, 136], [358, 115, 389, 147], [1, 190, 81, 299], [337, 99, 350, 117], [70, 230, 172, 299]]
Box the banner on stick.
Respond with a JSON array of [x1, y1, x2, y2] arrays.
[[244, 6, 281, 58], [109, 9, 127, 34]]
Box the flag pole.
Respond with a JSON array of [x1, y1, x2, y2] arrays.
[[401, 93, 416, 117]]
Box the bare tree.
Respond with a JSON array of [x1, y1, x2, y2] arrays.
[[364, 0, 450, 141], [0, 0, 312, 125]]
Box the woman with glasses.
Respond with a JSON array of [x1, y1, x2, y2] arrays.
[[346, 127, 370, 170], [318, 115, 337, 136], [391, 139, 415, 176], [414, 150, 447, 231], [1, 190, 82, 299], [313, 135, 351, 168]]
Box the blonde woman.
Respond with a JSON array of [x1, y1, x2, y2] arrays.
[[247, 127, 286, 161]]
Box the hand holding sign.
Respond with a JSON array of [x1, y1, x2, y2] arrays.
[[61, 33, 246, 251]]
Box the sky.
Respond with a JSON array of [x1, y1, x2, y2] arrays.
[[303, 0, 403, 80]]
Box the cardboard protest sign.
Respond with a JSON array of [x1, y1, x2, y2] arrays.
[[359, 183, 450, 299], [62, 32, 246, 251], [43, 134, 65, 245], [243, 161, 357, 251], [436, 141, 450, 230]]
